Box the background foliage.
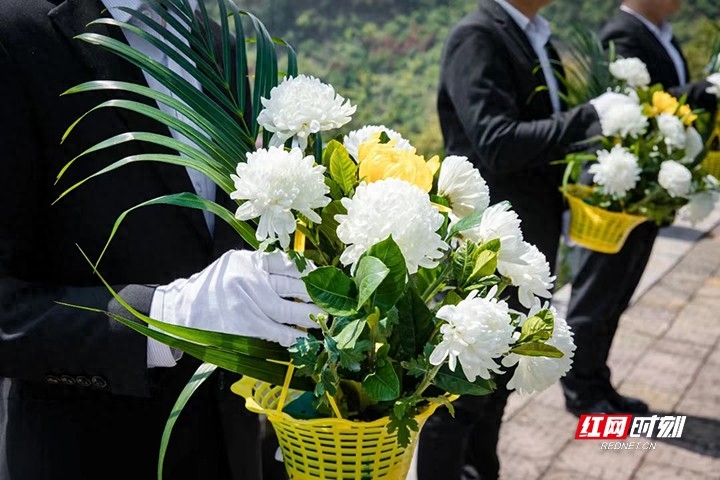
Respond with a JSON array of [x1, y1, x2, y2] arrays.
[[215, 0, 720, 156]]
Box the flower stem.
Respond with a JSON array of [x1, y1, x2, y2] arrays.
[[421, 262, 452, 303]]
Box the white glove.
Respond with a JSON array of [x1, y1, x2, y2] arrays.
[[589, 91, 637, 121], [149, 249, 321, 355], [706, 72, 720, 97]]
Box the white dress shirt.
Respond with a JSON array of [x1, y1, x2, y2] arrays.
[[494, 0, 562, 113], [620, 5, 687, 86], [101, 0, 216, 367]]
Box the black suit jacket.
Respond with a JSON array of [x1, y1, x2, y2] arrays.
[[437, 0, 598, 271], [601, 10, 717, 113], [0, 1, 259, 479]]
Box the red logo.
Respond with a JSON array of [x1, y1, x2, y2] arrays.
[[575, 414, 633, 440]]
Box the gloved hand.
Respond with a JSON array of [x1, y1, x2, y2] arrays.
[[589, 91, 637, 121], [706, 72, 720, 97], [151, 249, 322, 348]]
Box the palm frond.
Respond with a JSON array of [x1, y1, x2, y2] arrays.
[[555, 27, 615, 107]]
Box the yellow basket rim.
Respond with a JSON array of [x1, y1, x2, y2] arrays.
[[561, 185, 647, 221], [231, 378, 442, 427]]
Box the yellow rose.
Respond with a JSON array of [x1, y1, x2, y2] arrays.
[[357, 136, 440, 192]]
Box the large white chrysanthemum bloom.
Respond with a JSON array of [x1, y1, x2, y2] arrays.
[[462, 202, 527, 267], [681, 127, 704, 164], [231, 147, 330, 248], [600, 102, 648, 138], [502, 301, 576, 395], [437, 155, 490, 218], [679, 189, 719, 224], [589, 145, 641, 198], [335, 178, 447, 274], [608, 57, 651, 88], [498, 242, 555, 308], [430, 287, 515, 381], [342, 125, 413, 161], [656, 113, 687, 151], [257, 75, 356, 150], [658, 160, 692, 198]]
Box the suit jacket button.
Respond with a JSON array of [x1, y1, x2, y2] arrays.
[[45, 375, 60, 385], [76, 376, 92, 387], [60, 375, 76, 386], [91, 376, 108, 389]]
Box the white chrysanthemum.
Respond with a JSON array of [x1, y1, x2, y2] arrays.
[[502, 301, 576, 395], [231, 147, 331, 248], [342, 125, 413, 161], [430, 287, 515, 381], [437, 155, 490, 218], [588, 145, 641, 198], [658, 160, 692, 198], [600, 102, 648, 138], [257, 75, 356, 150], [462, 202, 528, 269], [681, 127, 704, 164], [608, 57, 651, 88], [656, 113, 687, 151], [336, 178, 447, 274], [498, 242, 555, 308], [679, 190, 719, 224], [706, 72, 720, 97]]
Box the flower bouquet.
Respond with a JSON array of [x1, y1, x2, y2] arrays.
[[57, 1, 575, 478], [561, 57, 720, 253], [700, 29, 720, 179]]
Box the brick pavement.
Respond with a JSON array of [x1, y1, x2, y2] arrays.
[[497, 223, 720, 480]]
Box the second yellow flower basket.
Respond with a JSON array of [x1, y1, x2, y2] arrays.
[[563, 185, 647, 254]]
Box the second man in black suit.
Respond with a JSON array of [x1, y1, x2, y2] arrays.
[[560, 0, 718, 418], [416, 0, 613, 478]]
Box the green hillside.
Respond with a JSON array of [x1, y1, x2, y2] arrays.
[[219, 0, 720, 155]]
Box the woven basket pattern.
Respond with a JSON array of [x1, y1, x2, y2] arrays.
[[234, 380, 439, 480], [564, 185, 647, 254]]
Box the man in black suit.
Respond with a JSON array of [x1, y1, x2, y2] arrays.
[[560, 0, 718, 417], [0, 1, 317, 478], [415, 1, 609, 479]]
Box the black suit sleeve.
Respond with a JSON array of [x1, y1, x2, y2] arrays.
[[441, 27, 598, 175], [0, 28, 156, 398]]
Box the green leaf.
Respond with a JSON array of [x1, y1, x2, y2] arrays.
[[518, 309, 555, 344], [432, 366, 495, 396], [365, 237, 407, 313], [387, 401, 419, 448], [302, 266, 358, 316], [446, 208, 484, 239], [391, 288, 435, 360], [337, 340, 372, 373], [355, 256, 390, 309], [327, 140, 358, 195], [511, 342, 564, 358], [362, 360, 400, 402], [333, 319, 367, 350], [85, 192, 257, 268], [158, 363, 216, 479]]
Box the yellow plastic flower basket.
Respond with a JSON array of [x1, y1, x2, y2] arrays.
[[700, 126, 720, 180], [562, 185, 647, 254], [231, 375, 441, 480]]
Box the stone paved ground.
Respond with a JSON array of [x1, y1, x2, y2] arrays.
[[497, 223, 720, 480]]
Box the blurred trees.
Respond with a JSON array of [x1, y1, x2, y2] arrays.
[[217, 0, 720, 155]]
